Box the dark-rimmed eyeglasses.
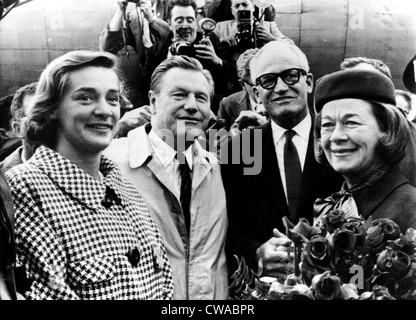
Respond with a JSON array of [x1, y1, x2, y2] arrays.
[[256, 68, 307, 89]]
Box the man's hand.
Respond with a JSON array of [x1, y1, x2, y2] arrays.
[[255, 228, 294, 279], [221, 24, 238, 47], [254, 23, 275, 43], [234, 110, 268, 131], [116, 105, 152, 137], [194, 38, 222, 66], [139, 0, 155, 22], [222, 34, 238, 47], [117, 0, 128, 11]]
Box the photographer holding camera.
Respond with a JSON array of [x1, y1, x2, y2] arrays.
[[214, 0, 293, 61], [99, 1, 170, 108], [136, 0, 237, 115]]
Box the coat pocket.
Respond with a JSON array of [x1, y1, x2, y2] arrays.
[[67, 256, 116, 286]]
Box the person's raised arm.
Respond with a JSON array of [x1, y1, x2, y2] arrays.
[[139, 0, 170, 38], [108, 1, 128, 32], [99, 1, 130, 53]]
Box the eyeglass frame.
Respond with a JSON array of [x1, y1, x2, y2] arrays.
[[255, 68, 308, 90]]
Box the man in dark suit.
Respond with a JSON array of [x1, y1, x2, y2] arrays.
[[220, 39, 343, 277], [217, 47, 268, 133]]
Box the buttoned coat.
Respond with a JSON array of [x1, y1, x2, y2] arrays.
[[104, 125, 229, 300], [5, 146, 173, 300]]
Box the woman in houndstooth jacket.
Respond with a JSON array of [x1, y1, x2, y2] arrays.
[[5, 50, 174, 300]]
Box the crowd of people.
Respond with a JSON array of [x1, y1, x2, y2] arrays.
[[1, 0, 416, 300]]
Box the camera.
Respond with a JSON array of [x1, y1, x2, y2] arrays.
[[236, 10, 255, 50], [170, 18, 216, 57], [170, 25, 196, 57]]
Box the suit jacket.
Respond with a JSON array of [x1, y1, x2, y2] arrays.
[[0, 169, 17, 300], [217, 90, 251, 129], [220, 122, 343, 271], [355, 165, 416, 232]]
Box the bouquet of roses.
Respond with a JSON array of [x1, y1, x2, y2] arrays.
[[228, 210, 416, 300]]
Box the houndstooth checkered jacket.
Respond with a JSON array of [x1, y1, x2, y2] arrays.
[[5, 145, 173, 300]]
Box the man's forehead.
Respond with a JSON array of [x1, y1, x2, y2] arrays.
[[171, 5, 196, 17], [254, 43, 309, 73], [159, 68, 210, 90], [232, 0, 252, 5]]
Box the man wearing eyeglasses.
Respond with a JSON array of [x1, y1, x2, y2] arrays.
[[221, 39, 343, 279]]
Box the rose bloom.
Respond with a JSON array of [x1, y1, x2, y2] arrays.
[[301, 235, 333, 273], [339, 283, 359, 300], [311, 271, 341, 300], [366, 218, 401, 253], [329, 228, 357, 254], [376, 247, 411, 279], [292, 217, 321, 239], [387, 228, 416, 255], [286, 285, 315, 300], [341, 218, 366, 247], [370, 285, 396, 300], [321, 209, 347, 234]]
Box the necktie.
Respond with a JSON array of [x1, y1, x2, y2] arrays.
[[178, 158, 192, 234], [284, 130, 302, 219]]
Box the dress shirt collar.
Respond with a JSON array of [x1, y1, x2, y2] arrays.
[[148, 129, 177, 169], [127, 124, 218, 170], [271, 112, 311, 145]]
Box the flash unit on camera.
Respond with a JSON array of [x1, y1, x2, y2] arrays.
[[198, 18, 216, 33]]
